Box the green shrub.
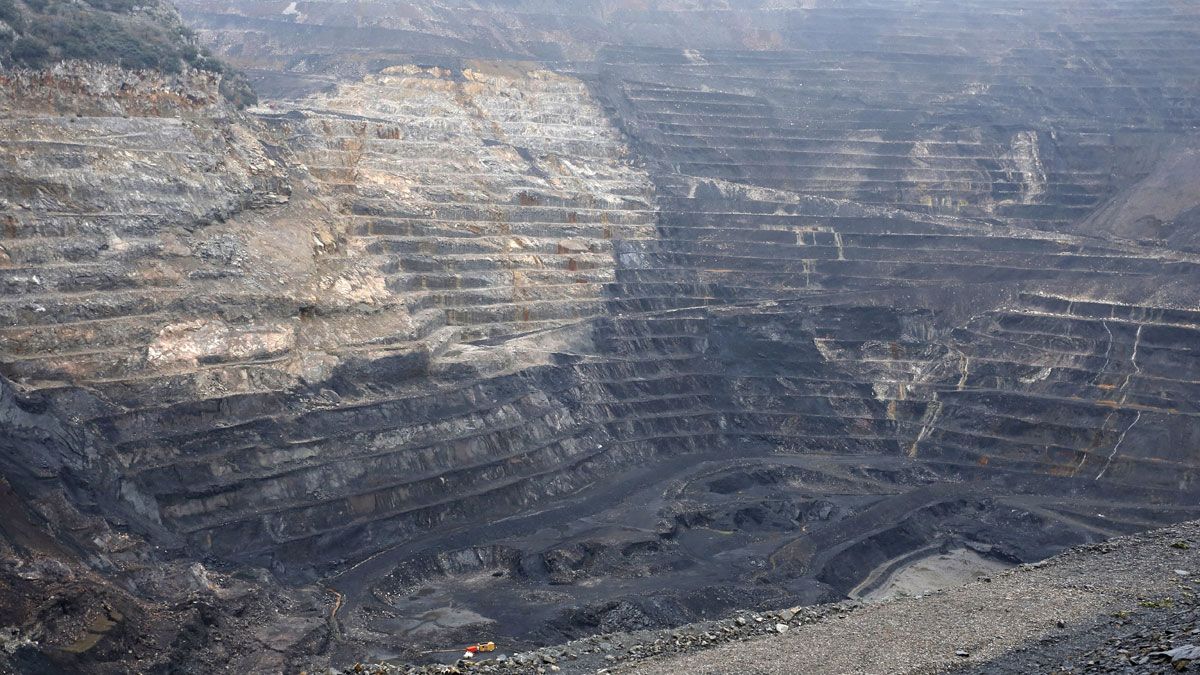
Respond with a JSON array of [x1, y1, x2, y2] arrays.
[[0, 0, 24, 27], [219, 72, 257, 108], [10, 35, 49, 64], [82, 0, 142, 12], [0, 0, 258, 108]]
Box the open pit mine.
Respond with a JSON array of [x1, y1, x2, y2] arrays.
[[2, 0, 1200, 673]]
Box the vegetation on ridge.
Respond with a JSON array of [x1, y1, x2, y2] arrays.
[[0, 0, 256, 107]]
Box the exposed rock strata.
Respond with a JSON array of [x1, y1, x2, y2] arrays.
[[1, 0, 1200, 671]]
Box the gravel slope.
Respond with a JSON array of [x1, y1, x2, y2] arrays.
[[628, 522, 1200, 675], [355, 521, 1200, 674]]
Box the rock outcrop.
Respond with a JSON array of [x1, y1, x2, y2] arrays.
[[2, 0, 1200, 671]]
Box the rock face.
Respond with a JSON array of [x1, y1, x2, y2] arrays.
[[2, 0, 1200, 671], [0, 60, 662, 573]]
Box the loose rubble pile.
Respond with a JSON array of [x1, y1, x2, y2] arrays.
[[327, 601, 861, 675], [962, 554, 1200, 674]]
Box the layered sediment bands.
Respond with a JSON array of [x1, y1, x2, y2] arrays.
[[157, 65, 672, 570], [924, 294, 1200, 488], [182, 0, 1200, 232], [282, 64, 658, 341], [3, 0, 1200, 664], [601, 59, 1196, 239], [0, 61, 686, 577], [703, 291, 1200, 492]]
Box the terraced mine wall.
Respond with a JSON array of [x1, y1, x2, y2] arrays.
[[3, 0, 1200, 665]]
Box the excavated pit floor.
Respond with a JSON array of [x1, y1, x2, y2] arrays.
[[852, 547, 1015, 603], [320, 449, 1200, 665]]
